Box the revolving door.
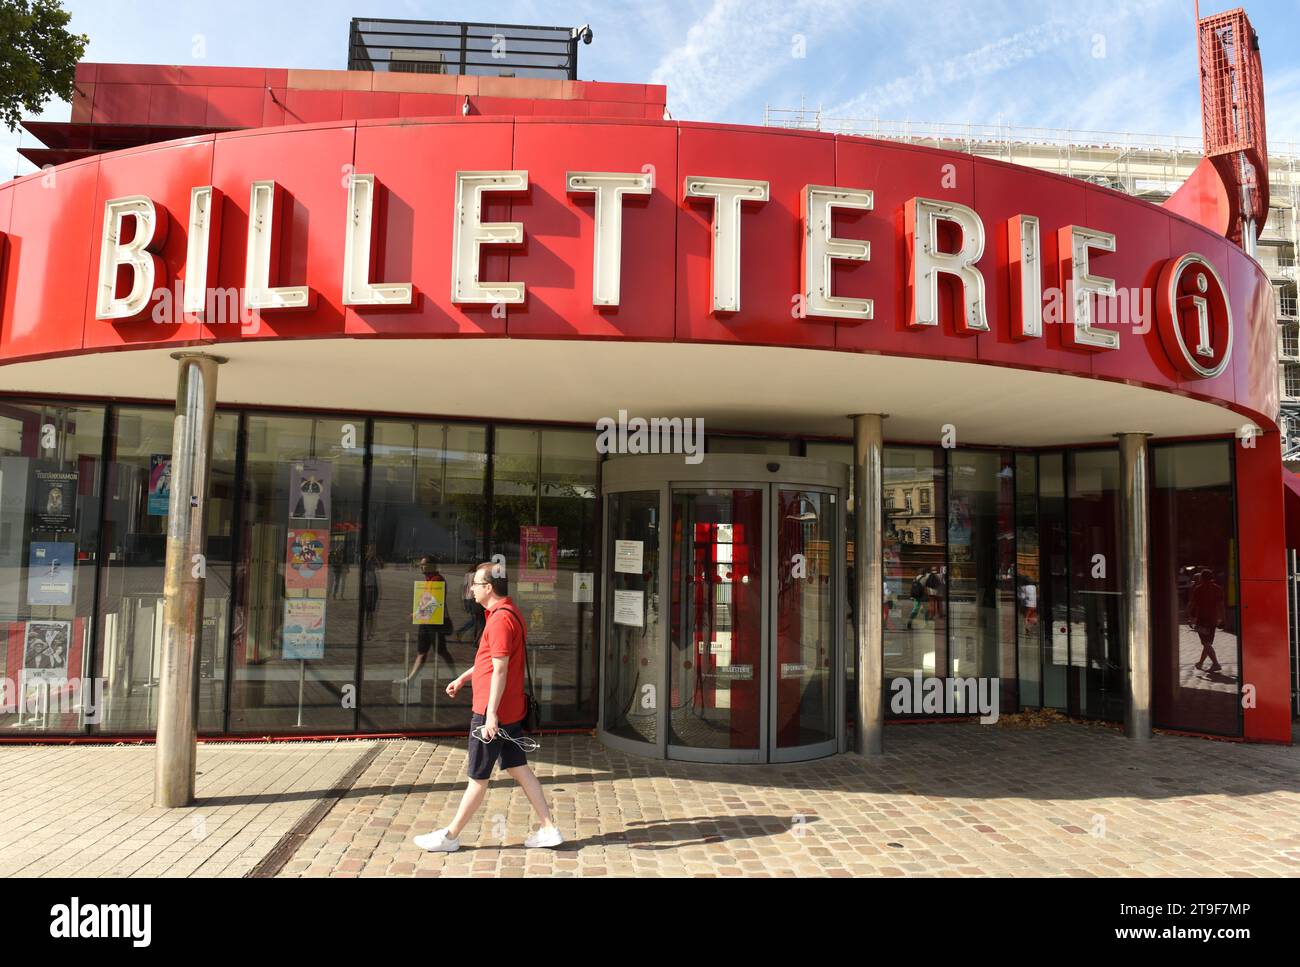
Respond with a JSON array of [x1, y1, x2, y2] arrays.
[[600, 454, 848, 763]]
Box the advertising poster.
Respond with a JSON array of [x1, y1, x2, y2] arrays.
[[282, 598, 326, 660], [34, 468, 78, 531], [614, 539, 643, 574], [147, 455, 171, 516], [287, 461, 332, 521], [285, 529, 330, 593], [519, 525, 558, 584], [412, 580, 446, 625], [23, 620, 71, 684], [27, 542, 75, 606]]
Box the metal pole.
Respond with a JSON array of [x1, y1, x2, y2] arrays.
[[1116, 432, 1152, 742], [154, 352, 225, 807], [852, 414, 885, 755]]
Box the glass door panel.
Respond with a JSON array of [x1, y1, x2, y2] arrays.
[[774, 490, 836, 749], [669, 488, 764, 752]]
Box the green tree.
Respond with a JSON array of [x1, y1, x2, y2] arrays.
[[0, 0, 86, 132]]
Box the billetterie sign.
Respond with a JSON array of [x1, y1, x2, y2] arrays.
[[92, 170, 1231, 378]]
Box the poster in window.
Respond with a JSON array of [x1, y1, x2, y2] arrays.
[[147, 455, 171, 516], [412, 580, 446, 625], [23, 620, 71, 684], [519, 525, 558, 584], [282, 598, 326, 660], [34, 469, 78, 531], [285, 529, 330, 593], [27, 541, 75, 606], [287, 461, 332, 522]]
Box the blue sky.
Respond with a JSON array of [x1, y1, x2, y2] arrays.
[[7, 0, 1300, 179]]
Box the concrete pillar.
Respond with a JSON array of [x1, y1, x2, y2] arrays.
[[1116, 432, 1152, 742], [852, 414, 885, 755], [154, 352, 225, 807]]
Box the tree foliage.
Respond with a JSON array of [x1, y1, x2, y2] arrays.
[[0, 0, 86, 132]]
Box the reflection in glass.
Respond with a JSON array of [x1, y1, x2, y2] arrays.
[[96, 407, 237, 732], [775, 490, 836, 747], [947, 450, 1016, 710], [882, 447, 946, 708], [1152, 442, 1239, 735], [492, 428, 598, 724], [604, 491, 659, 743], [229, 415, 365, 732], [1068, 449, 1124, 722], [1039, 453, 1069, 709], [0, 404, 105, 732], [1015, 453, 1041, 708], [360, 421, 486, 731], [670, 489, 763, 750]]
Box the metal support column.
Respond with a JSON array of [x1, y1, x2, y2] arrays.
[[1116, 432, 1152, 742], [155, 352, 225, 807], [852, 413, 885, 755]]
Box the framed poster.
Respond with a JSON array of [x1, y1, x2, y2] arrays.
[[519, 525, 558, 584], [412, 580, 446, 625], [34, 469, 78, 531], [287, 461, 332, 521], [147, 455, 171, 516], [23, 620, 71, 683], [282, 598, 326, 660], [27, 542, 75, 606], [285, 529, 329, 593]]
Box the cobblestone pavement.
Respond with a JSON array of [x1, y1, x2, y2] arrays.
[[0, 742, 374, 877], [280, 722, 1300, 878], [4, 722, 1299, 878]]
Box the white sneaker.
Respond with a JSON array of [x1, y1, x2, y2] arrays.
[[524, 825, 564, 849], [413, 828, 460, 852]]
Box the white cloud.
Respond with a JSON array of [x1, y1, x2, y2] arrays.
[[650, 0, 864, 122]]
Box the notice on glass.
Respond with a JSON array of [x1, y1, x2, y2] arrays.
[[572, 572, 594, 603], [612, 589, 644, 628], [23, 619, 71, 684], [614, 540, 643, 575], [147, 455, 171, 516]]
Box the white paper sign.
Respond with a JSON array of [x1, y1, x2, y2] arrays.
[[613, 589, 644, 627], [573, 572, 594, 603], [614, 540, 644, 574]]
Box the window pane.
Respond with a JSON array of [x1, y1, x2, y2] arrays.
[[359, 421, 487, 731], [1152, 442, 1239, 735], [0, 403, 105, 732], [492, 428, 598, 724], [1068, 449, 1124, 722], [229, 415, 365, 732], [1015, 453, 1041, 708], [883, 446, 946, 708], [96, 407, 237, 733]]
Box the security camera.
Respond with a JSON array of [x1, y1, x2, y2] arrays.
[[573, 24, 593, 44], [766, 462, 781, 473]]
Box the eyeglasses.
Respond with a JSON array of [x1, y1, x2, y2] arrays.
[[471, 581, 493, 587]]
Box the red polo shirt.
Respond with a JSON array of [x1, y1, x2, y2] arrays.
[[471, 596, 527, 723]]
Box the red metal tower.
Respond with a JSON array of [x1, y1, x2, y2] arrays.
[[1198, 5, 1268, 246]]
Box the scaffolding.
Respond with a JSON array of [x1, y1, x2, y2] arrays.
[[762, 106, 1300, 461]]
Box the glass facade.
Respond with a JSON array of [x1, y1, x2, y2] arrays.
[[0, 395, 1245, 740]]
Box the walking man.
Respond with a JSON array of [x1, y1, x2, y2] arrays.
[[414, 560, 562, 852]]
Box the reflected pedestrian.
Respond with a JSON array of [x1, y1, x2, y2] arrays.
[[1189, 569, 1225, 672]]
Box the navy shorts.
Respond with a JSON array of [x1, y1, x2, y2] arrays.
[[467, 712, 527, 780]]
